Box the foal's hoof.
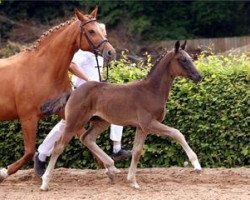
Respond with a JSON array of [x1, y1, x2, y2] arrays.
[[0, 176, 5, 183], [40, 175, 50, 191], [40, 181, 49, 191], [105, 170, 115, 184], [40, 185, 49, 191], [105, 166, 120, 184], [191, 169, 202, 175], [127, 176, 140, 189], [130, 182, 140, 190], [0, 168, 8, 183]]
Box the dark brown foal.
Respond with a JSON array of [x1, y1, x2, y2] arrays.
[[40, 41, 203, 190]]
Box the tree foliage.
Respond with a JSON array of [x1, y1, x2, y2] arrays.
[[79, 1, 250, 40], [0, 1, 249, 42]]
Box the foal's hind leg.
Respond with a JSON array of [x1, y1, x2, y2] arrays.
[[80, 117, 120, 183], [127, 128, 147, 189], [148, 120, 201, 171], [0, 116, 38, 182], [76, 127, 105, 168]]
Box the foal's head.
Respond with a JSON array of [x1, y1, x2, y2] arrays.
[[170, 41, 202, 83], [75, 7, 116, 60]]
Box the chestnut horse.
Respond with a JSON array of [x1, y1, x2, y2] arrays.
[[40, 41, 203, 191], [0, 7, 116, 182]]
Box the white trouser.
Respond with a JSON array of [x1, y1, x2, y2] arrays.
[[38, 120, 123, 157], [38, 119, 66, 157], [110, 125, 123, 142]]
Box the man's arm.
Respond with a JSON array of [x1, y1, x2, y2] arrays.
[[68, 62, 91, 81]]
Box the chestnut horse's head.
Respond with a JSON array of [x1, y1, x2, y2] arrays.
[[170, 41, 202, 83], [75, 7, 116, 61]]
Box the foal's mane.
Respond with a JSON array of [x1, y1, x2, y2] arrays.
[[23, 17, 77, 52], [145, 49, 169, 79]]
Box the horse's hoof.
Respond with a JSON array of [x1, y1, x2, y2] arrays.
[[0, 168, 8, 182]]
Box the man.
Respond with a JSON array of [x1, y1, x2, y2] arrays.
[[34, 23, 131, 178]]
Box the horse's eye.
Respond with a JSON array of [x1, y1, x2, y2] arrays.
[[88, 30, 95, 34]]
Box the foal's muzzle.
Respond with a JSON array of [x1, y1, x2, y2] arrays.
[[192, 74, 203, 84]]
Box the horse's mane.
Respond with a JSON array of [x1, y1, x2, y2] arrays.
[[23, 17, 77, 52], [145, 49, 169, 79]]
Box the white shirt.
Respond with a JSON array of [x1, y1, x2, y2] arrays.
[[71, 50, 103, 88]]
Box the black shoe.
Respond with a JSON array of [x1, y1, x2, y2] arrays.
[[34, 152, 46, 178], [112, 149, 132, 161]]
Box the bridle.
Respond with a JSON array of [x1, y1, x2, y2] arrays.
[[79, 18, 109, 82]]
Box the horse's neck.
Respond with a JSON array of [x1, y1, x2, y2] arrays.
[[146, 53, 174, 101], [34, 21, 80, 80]]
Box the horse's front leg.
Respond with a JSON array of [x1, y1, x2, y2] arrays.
[[127, 128, 147, 189], [148, 120, 202, 171], [0, 115, 38, 182]]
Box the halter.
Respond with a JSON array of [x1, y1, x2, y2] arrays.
[[79, 18, 109, 82]]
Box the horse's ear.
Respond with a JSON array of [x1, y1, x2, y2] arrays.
[[175, 41, 180, 53], [181, 40, 187, 50], [75, 8, 85, 21], [90, 6, 98, 18]]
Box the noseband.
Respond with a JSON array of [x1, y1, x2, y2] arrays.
[[79, 18, 108, 55], [79, 18, 109, 82]]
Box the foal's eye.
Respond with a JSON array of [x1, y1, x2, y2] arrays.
[[182, 57, 187, 62], [88, 29, 95, 34]]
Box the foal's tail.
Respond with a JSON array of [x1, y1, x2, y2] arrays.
[[40, 91, 72, 116]]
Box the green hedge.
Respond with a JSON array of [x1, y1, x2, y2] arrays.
[[0, 52, 249, 169]]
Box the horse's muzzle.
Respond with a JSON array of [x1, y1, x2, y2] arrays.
[[102, 44, 116, 61]]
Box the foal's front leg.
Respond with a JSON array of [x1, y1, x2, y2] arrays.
[[40, 130, 75, 191], [127, 128, 147, 189], [148, 120, 202, 171]]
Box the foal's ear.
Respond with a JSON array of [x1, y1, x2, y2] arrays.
[[90, 6, 98, 18], [75, 8, 85, 21], [181, 40, 187, 50], [175, 41, 180, 53]]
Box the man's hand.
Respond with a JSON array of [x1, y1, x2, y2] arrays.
[[69, 62, 90, 81]]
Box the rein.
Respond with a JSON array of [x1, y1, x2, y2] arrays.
[[80, 18, 109, 82]]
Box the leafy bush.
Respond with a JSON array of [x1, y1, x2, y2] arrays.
[[0, 52, 249, 169], [0, 41, 22, 58]]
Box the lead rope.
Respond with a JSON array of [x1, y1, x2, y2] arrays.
[[94, 52, 102, 82], [94, 52, 109, 82], [105, 61, 109, 82]]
